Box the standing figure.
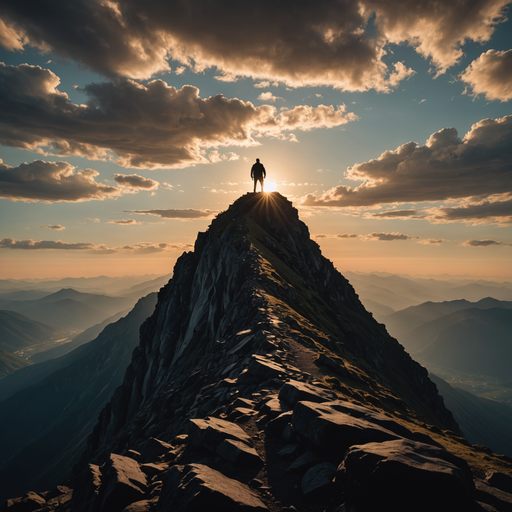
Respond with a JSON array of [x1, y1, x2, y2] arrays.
[[251, 158, 266, 193]]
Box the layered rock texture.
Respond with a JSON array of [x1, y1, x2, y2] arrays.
[[3, 193, 512, 512]]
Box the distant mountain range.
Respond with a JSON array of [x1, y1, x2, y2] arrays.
[[380, 298, 512, 383], [344, 271, 512, 320], [0, 293, 158, 498], [0, 288, 136, 330]]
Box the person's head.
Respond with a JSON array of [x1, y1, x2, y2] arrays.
[[256, 158, 260, 162]]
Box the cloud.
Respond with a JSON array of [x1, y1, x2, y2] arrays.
[[0, 63, 357, 169], [39, 224, 65, 230], [0, 238, 100, 251], [1, 1, 504, 90], [431, 196, 512, 225], [107, 219, 144, 225], [366, 209, 421, 219], [337, 233, 360, 239], [461, 239, 503, 247], [0, 238, 192, 253], [127, 208, 216, 219], [0, 159, 119, 202], [114, 174, 159, 190], [368, 0, 509, 75], [302, 115, 512, 209], [460, 49, 512, 102], [365, 232, 419, 241], [258, 92, 282, 102], [418, 239, 446, 244]]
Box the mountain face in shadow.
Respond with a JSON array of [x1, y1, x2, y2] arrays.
[[3, 193, 512, 512], [0, 293, 158, 501]]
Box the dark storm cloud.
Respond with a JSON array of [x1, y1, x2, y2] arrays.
[[460, 49, 512, 102], [303, 115, 512, 208], [114, 174, 159, 190], [128, 208, 216, 219], [0, 63, 356, 169], [0, 159, 119, 202], [1, 0, 506, 89], [461, 239, 503, 247]]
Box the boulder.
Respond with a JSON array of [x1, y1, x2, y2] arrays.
[[158, 463, 268, 511], [216, 439, 263, 466], [247, 356, 285, 380], [485, 472, 512, 494], [122, 499, 156, 512], [301, 462, 336, 496], [279, 380, 334, 406], [139, 438, 174, 463], [287, 450, 321, 474], [475, 480, 512, 512], [188, 417, 252, 453], [97, 454, 147, 512], [337, 439, 476, 512], [70, 463, 102, 512], [292, 401, 401, 457], [0, 492, 46, 512]]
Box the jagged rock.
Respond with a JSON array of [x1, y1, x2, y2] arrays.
[[265, 411, 293, 436], [216, 439, 263, 466], [301, 462, 336, 496], [97, 454, 147, 512], [122, 499, 157, 512], [337, 439, 476, 512], [70, 463, 102, 512], [188, 417, 252, 453], [258, 397, 285, 419], [139, 438, 174, 463], [158, 463, 268, 511], [140, 462, 169, 477], [292, 401, 402, 457], [0, 492, 46, 512], [475, 481, 512, 512], [247, 355, 285, 381], [278, 380, 335, 406], [486, 472, 512, 494]]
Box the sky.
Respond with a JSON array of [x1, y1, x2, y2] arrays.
[[1, 0, 511, 281]]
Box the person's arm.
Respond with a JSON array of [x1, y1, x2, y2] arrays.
[[262, 166, 266, 178]]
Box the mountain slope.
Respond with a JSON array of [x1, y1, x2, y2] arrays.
[[0, 293, 157, 500], [430, 373, 512, 457], [0, 351, 32, 379], [0, 310, 76, 353]]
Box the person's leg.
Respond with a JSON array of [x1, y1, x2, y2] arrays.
[[261, 178, 264, 193], [253, 179, 256, 193]]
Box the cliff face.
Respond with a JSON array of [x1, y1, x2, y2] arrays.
[[5, 193, 512, 512]]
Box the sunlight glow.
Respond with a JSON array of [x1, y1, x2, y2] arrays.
[[265, 181, 277, 192]]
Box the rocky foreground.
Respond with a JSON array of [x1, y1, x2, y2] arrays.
[[2, 193, 512, 512]]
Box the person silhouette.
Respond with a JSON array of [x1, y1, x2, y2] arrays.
[[251, 158, 266, 193]]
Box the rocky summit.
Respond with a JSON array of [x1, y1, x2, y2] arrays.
[[3, 192, 512, 512]]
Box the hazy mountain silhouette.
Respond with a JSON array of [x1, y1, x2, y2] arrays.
[[412, 308, 512, 381], [0, 310, 76, 354], [0, 289, 136, 330], [28, 308, 130, 364], [0, 293, 157, 500]]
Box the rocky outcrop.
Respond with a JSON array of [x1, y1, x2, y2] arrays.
[[3, 193, 512, 512]]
